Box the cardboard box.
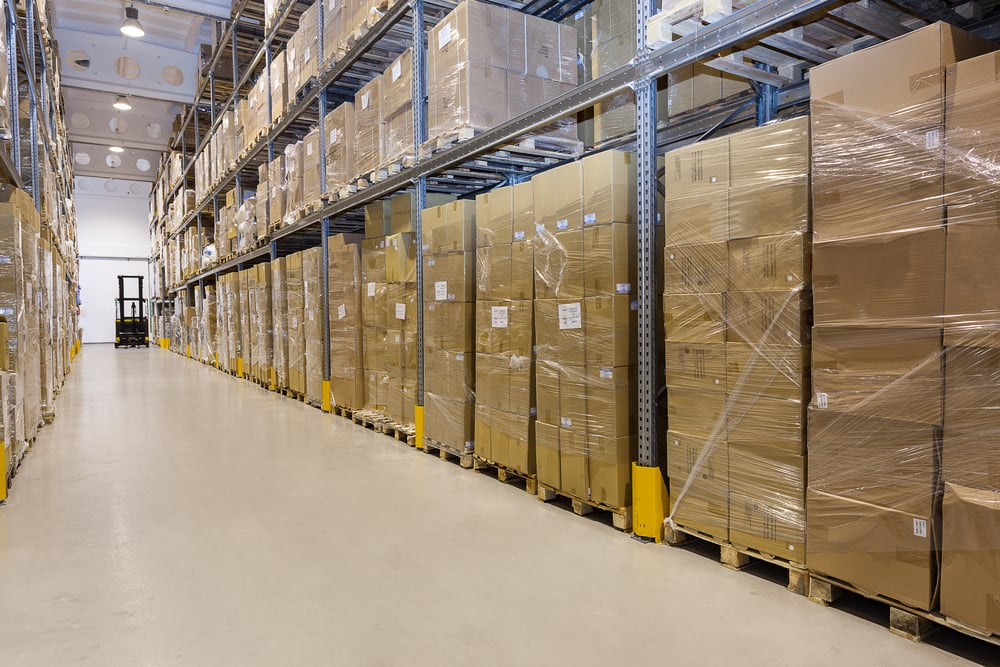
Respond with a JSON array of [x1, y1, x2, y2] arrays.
[[382, 48, 412, 120], [270, 49, 287, 123], [302, 128, 321, 204], [729, 444, 806, 560], [725, 290, 810, 347], [726, 342, 809, 402], [941, 482, 1000, 635], [498, 411, 534, 475], [811, 325, 942, 425], [806, 488, 938, 611], [726, 394, 806, 455], [476, 187, 513, 246], [511, 240, 533, 300], [943, 345, 1000, 490], [475, 403, 493, 460], [813, 230, 945, 324], [586, 364, 635, 438], [664, 242, 728, 295], [582, 150, 636, 225], [667, 430, 729, 540], [512, 182, 535, 242], [430, 64, 509, 138], [285, 252, 306, 393], [586, 295, 637, 367], [361, 237, 386, 282], [666, 387, 726, 440], [809, 408, 940, 516], [663, 135, 729, 200], [664, 293, 726, 343], [583, 223, 636, 297], [354, 77, 383, 177], [536, 421, 561, 490], [424, 252, 475, 303], [535, 359, 560, 424], [729, 233, 810, 291], [325, 102, 356, 191], [478, 244, 511, 300], [665, 342, 726, 392], [425, 301, 475, 352], [664, 193, 729, 246], [535, 229, 584, 299], [533, 161, 583, 233], [588, 433, 634, 508], [385, 232, 416, 283], [560, 426, 589, 499]]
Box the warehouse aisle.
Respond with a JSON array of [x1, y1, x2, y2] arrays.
[[0, 346, 995, 666]]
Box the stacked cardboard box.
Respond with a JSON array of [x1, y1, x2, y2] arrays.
[[383, 228, 418, 425], [200, 285, 217, 365], [323, 0, 365, 65], [361, 217, 390, 413], [287, 1, 319, 97], [271, 49, 288, 125], [533, 153, 637, 508], [303, 246, 325, 404], [423, 200, 476, 454], [806, 23, 994, 612], [426, 0, 577, 146], [329, 234, 365, 409], [325, 103, 356, 193], [382, 49, 414, 165], [283, 141, 305, 225], [474, 182, 535, 474], [354, 77, 383, 180], [939, 49, 1000, 635], [286, 251, 307, 395], [271, 257, 290, 389], [252, 263, 274, 385]]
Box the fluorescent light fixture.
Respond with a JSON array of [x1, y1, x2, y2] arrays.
[[113, 95, 132, 111], [120, 6, 145, 38], [109, 145, 125, 153]]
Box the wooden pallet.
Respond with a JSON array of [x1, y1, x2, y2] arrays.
[[473, 457, 537, 495], [537, 485, 632, 532], [277, 387, 306, 402], [664, 523, 809, 595], [809, 574, 1000, 648], [352, 408, 394, 432], [368, 155, 415, 183], [421, 126, 584, 160], [423, 438, 475, 469]]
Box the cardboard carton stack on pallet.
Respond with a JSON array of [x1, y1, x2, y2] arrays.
[[303, 246, 325, 404], [271, 256, 290, 389], [329, 234, 365, 410], [361, 210, 390, 414], [533, 152, 638, 510], [806, 23, 995, 613], [422, 200, 476, 454], [474, 182, 535, 475], [325, 103, 356, 195], [250, 264, 274, 386], [286, 251, 307, 395]]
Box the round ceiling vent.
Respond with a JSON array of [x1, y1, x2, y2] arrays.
[[145, 122, 162, 139], [162, 66, 184, 87], [135, 158, 151, 172], [106, 154, 122, 169], [115, 56, 141, 80], [73, 152, 91, 166], [70, 112, 91, 129], [109, 117, 129, 134]]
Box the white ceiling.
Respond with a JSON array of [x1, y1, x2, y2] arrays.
[[52, 0, 233, 180]]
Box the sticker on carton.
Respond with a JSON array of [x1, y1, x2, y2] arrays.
[[306, 143, 314, 157], [556, 219, 569, 230], [330, 128, 339, 144], [392, 61, 402, 82], [337, 304, 346, 320], [491, 306, 509, 328], [514, 231, 525, 241], [367, 282, 376, 297], [456, 353, 464, 361], [925, 129, 940, 150], [434, 281, 448, 301], [616, 283, 631, 294], [816, 392, 829, 409], [913, 518, 927, 538], [560, 417, 572, 428], [558, 302, 582, 330], [361, 91, 370, 110], [395, 303, 406, 320], [583, 213, 597, 225], [438, 23, 453, 48], [600, 368, 613, 379]]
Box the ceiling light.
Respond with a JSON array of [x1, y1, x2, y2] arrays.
[[113, 95, 132, 111], [109, 145, 125, 153], [120, 6, 145, 38]]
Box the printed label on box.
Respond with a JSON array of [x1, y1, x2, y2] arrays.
[[427, 258, 435, 266], [560, 417, 572, 428], [435, 281, 448, 301], [367, 282, 376, 297], [337, 304, 346, 320], [535, 223, 545, 233], [558, 302, 582, 329], [392, 61, 402, 82], [816, 392, 829, 409], [438, 23, 453, 48], [926, 129, 940, 150], [583, 213, 597, 225], [556, 219, 569, 230], [395, 303, 406, 320], [530, 406, 537, 416], [456, 353, 464, 361], [361, 92, 370, 110], [514, 231, 525, 241], [491, 306, 509, 328], [330, 129, 339, 144], [616, 283, 631, 294], [600, 368, 613, 379], [913, 518, 927, 538], [306, 143, 314, 156]]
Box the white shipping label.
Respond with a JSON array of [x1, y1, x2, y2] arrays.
[[535, 223, 545, 233], [556, 219, 569, 230], [392, 61, 402, 82], [427, 258, 436, 266], [491, 306, 509, 328], [514, 231, 525, 241], [0, 256, 11, 264], [367, 282, 376, 297], [395, 303, 406, 320], [584, 213, 597, 225], [616, 283, 631, 294], [600, 368, 613, 379], [558, 302, 582, 330], [456, 353, 464, 361], [560, 417, 572, 428], [337, 304, 346, 320], [304, 47, 311, 62], [438, 23, 453, 48], [926, 129, 940, 150], [330, 129, 339, 144], [913, 518, 927, 538], [361, 92, 370, 110], [434, 281, 448, 301], [816, 392, 829, 409], [306, 143, 314, 156]]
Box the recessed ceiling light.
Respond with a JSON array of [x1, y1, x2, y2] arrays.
[[120, 6, 145, 38], [113, 95, 132, 111], [109, 145, 125, 153]]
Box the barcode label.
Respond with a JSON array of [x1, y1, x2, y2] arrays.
[[392, 61, 402, 82], [616, 283, 631, 294], [514, 231, 525, 241], [434, 281, 448, 301], [438, 23, 453, 48], [367, 282, 376, 297], [491, 306, 509, 328], [560, 417, 572, 428], [926, 129, 940, 150], [558, 302, 582, 330], [584, 213, 597, 225], [913, 518, 927, 538], [816, 392, 829, 409], [337, 304, 346, 320], [556, 219, 569, 230], [395, 303, 406, 320]]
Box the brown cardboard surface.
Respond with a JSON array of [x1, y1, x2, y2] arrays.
[[813, 230, 946, 324], [665, 342, 726, 392], [533, 161, 583, 233], [385, 232, 417, 283], [665, 242, 728, 295], [424, 251, 475, 304], [729, 179, 810, 240], [512, 181, 535, 242], [663, 135, 729, 199], [666, 387, 726, 440], [664, 193, 729, 246], [365, 200, 389, 239], [588, 434, 634, 508], [725, 342, 809, 401], [535, 229, 584, 299], [811, 325, 942, 424], [943, 345, 1000, 490], [726, 393, 806, 455], [536, 421, 561, 490], [583, 223, 636, 297], [729, 444, 806, 560], [585, 295, 636, 367], [941, 483, 1000, 635], [475, 403, 493, 460], [664, 293, 726, 343], [729, 233, 810, 291], [667, 430, 729, 541], [560, 426, 589, 499], [582, 150, 636, 225], [476, 187, 512, 246], [534, 298, 585, 365], [478, 244, 511, 300], [586, 364, 635, 438], [806, 488, 938, 611], [726, 290, 810, 348], [535, 359, 560, 425]]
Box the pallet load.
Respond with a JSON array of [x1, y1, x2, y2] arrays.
[[354, 77, 383, 182], [200, 285, 217, 365], [283, 140, 305, 226], [662, 117, 811, 562], [383, 215, 419, 428], [806, 23, 995, 613], [303, 246, 326, 405], [329, 234, 365, 410], [381, 48, 414, 170], [361, 204, 390, 416], [252, 263, 274, 386], [939, 48, 1000, 637], [422, 199, 476, 457], [424, 0, 577, 153], [474, 182, 535, 477], [286, 251, 307, 396], [286, 1, 319, 98], [271, 256, 290, 389], [324, 103, 356, 195], [532, 153, 637, 523]]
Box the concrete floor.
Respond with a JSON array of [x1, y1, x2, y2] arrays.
[[0, 345, 997, 665]]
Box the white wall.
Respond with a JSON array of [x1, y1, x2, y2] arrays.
[[74, 177, 152, 343]]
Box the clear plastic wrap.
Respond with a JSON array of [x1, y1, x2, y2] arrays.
[[382, 49, 414, 165], [201, 286, 217, 364], [661, 119, 810, 558], [804, 26, 1000, 616], [329, 234, 365, 409], [270, 49, 288, 124], [286, 251, 307, 394], [427, 0, 577, 143], [271, 258, 290, 388], [353, 77, 383, 179], [283, 141, 304, 224], [254, 263, 274, 385], [269, 154, 287, 231], [303, 246, 325, 404], [287, 1, 319, 96], [302, 129, 322, 206], [325, 103, 356, 193], [323, 0, 364, 65]]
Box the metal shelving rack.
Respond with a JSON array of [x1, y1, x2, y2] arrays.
[[152, 0, 1000, 517]]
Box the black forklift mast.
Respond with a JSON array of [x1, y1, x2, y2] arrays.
[[115, 275, 150, 348]]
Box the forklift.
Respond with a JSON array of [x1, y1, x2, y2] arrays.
[[114, 275, 150, 348]]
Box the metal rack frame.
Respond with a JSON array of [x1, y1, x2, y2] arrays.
[[152, 0, 1000, 469]]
